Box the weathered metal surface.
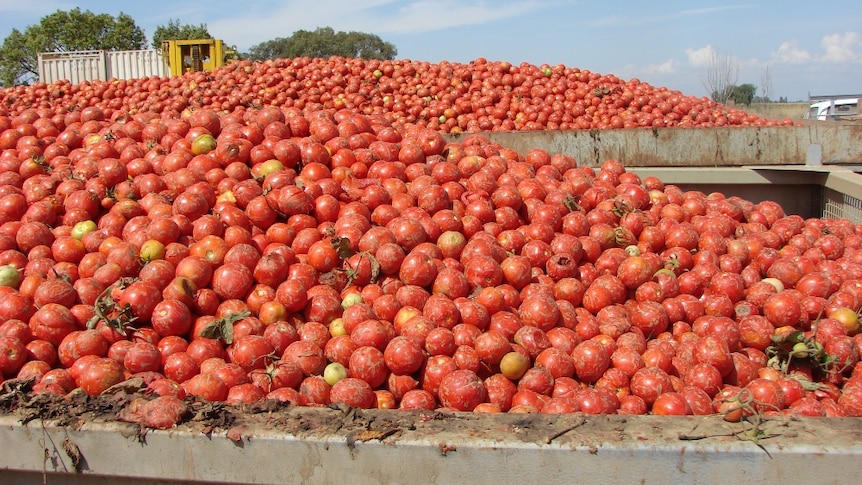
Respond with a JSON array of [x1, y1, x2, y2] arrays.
[[105, 50, 169, 80], [38, 49, 169, 84], [443, 124, 862, 167], [38, 51, 107, 85]]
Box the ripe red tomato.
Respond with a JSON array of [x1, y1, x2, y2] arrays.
[[211, 262, 254, 301], [652, 392, 692, 415], [118, 280, 162, 322], [571, 340, 611, 383], [182, 373, 229, 402], [383, 336, 426, 375], [437, 369, 487, 411], [76, 357, 125, 396], [630, 367, 673, 406], [29, 303, 79, 347], [330, 377, 377, 409]]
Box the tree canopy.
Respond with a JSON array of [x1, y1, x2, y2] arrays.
[[729, 83, 757, 105], [245, 27, 396, 61], [0, 8, 147, 87], [152, 19, 213, 49], [713, 84, 758, 106]]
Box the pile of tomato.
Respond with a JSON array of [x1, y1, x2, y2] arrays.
[[0, 57, 859, 430], [1, 57, 794, 135]]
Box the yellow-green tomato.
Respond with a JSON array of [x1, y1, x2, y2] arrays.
[[139, 239, 166, 261], [323, 362, 348, 386], [0, 264, 22, 289], [71, 220, 97, 240]]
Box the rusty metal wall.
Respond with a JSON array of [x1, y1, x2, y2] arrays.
[[443, 124, 862, 167]]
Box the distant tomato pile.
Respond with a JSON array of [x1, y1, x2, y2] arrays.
[[0, 57, 857, 429], [1, 57, 793, 134]]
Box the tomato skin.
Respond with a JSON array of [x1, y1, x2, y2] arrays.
[[762, 291, 804, 328], [211, 262, 254, 301], [118, 281, 162, 323], [344, 344, 386, 388], [56, 329, 110, 368], [76, 357, 125, 396], [0, 293, 35, 323], [123, 342, 162, 374], [571, 340, 611, 383], [438, 369, 487, 411], [182, 373, 229, 402], [0, 336, 28, 378], [229, 335, 275, 371], [282, 341, 327, 377], [383, 336, 426, 375], [744, 378, 787, 412], [330, 377, 377, 409], [652, 392, 692, 415], [29, 303, 80, 347], [151, 299, 193, 338], [399, 251, 438, 288], [630, 367, 674, 406]]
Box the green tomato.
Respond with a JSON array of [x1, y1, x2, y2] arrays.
[[341, 293, 363, 310], [139, 240, 166, 262], [253, 159, 284, 179], [329, 318, 348, 337], [790, 342, 810, 359], [0, 264, 22, 289], [191, 133, 217, 155], [71, 220, 97, 240], [323, 362, 348, 386]]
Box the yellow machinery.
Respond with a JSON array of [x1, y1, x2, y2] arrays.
[[161, 39, 238, 76]]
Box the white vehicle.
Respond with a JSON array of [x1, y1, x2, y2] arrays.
[[805, 97, 859, 121]]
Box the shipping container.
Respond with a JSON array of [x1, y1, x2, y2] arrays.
[[38, 49, 170, 84], [37, 50, 107, 85], [104, 49, 170, 80]]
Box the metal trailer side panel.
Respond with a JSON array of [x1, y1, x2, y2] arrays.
[[105, 49, 170, 80], [37, 51, 107, 84], [442, 123, 862, 167]]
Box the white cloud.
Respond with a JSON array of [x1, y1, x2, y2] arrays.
[[772, 40, 811, 64], [644, 59, 676, 74], [821, 32, 861, 63], [614, 59, 676, 82], [686, 45, 716, 67], [594, 4, 753, 28]]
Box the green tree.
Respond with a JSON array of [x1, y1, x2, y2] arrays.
[[0, 8, 146, 87], [152, 19, 212, 49], [0, 29, 31, 87], [729, 83, 757, 105], [246, 27, 396, 61]]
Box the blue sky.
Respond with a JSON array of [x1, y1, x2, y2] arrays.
[[1, 1, 860, 101]]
